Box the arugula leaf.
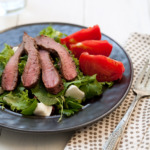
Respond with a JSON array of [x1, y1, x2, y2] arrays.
[[65, 97, 82, 109], [40, 26, 67, 42], [56, 96, 83, 119], [61, 97, 82, 117], [56, 96, 64, 122], [64, 74, 104, 99], [80, 77, 103, 99], [21, 99, 37, 115], [62, 109, 76, 117], [31, 79, 62, 105]]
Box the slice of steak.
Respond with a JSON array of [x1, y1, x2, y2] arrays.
[[22, 33, 40, 88], [39, 50, 64, 94], [35, 36, 77, 81], [2, 43, 24, 91]]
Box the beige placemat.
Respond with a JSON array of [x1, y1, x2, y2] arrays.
[[65, 33, 150, 150]]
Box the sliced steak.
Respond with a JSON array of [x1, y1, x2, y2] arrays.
[[22, 33, 40, 88], [39, 50, 64, 94], [2, 43, 24, 91], [35, 36, 77, 81]]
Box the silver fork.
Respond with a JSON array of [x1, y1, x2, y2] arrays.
[[103, 60, 150, 150]]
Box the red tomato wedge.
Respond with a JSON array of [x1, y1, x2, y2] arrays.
[[79, 53, 125, 82], [70, 40, 112, 59], [60, 25, 101, 48]]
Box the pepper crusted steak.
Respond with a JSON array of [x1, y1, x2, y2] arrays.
[[1, 43, 24, 91], [39, 49, 64, 94], [22, 33, 41, 88], [35, 36, 77, 81]]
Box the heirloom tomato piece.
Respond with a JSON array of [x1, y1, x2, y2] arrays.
[[79, 52, 125, 82], [70, 40, 112, 59], [60, 25, 101, 48]]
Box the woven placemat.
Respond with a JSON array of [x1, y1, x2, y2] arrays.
[[65, 33, 150, 150]]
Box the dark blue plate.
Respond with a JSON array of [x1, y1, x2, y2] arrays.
[[0, 23, 133, 133]]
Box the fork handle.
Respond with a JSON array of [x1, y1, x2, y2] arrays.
[[103, 94, 141, 150]]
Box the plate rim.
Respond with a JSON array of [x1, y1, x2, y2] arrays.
[[0, 22, 133, 133]]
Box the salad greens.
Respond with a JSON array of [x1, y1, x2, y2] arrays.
[[0, 26, 113, 121], [0, 44, 14, 84], [18, 55, 27, 75], [0, 83, 37, 115], [40, 26, 67, 42]]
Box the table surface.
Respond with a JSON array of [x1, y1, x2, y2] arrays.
[[0, 0, 150, 149]]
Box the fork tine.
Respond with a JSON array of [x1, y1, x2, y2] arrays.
[[142, 67, 150, 87], [134, 60, 149, 87]]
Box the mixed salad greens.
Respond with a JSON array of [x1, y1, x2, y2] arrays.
[[0, 26, 113, 121]]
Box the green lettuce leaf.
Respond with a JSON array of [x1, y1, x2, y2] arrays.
[[0, 44, 14, 63], [39, 26, 67, 42], [18, 55, 27, 75], [1, 84, 37, 115], [0, 92, 8, 102], [0, 44, 14, 82]]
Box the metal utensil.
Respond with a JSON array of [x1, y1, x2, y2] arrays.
[[103, 60, 150, 150]]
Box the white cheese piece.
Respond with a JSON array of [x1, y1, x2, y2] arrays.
[[12, 46, 18, 52], [65, 85, 85, 100], [0, 87, 4, 94], [34, 103, 52, 117]]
